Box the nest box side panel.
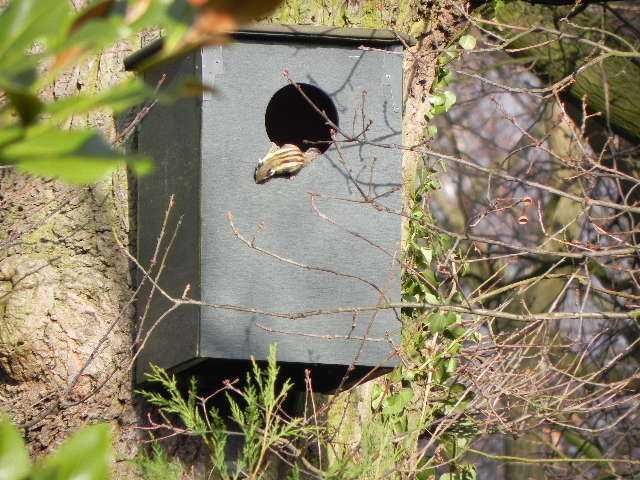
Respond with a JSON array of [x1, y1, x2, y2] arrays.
[[135, 53, 203, 383], [199, 40, 403, 368]]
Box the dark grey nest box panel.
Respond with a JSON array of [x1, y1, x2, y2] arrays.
[[134, 25, 404, 391]]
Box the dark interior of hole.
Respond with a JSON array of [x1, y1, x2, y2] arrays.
[[265, 83, 338, 154]]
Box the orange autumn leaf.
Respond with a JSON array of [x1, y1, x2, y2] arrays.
[[191, 0, 283, 24], [68, 0, 116, 34], [195, 8, 238, 34], [52, 46, 85, 72], [183, 8, 237, 46], [185, 0, 283, 47]]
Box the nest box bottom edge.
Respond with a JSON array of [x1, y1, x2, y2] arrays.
[[136, 357, 395, 395]]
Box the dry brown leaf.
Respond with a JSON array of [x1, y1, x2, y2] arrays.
[[193, 0, 283, 24], [68, 0, 116, 34], [183, 8, 237, 46], [195, 8, 238, 34], [52, 46, 85, 72], [149, 0, 285, 64]]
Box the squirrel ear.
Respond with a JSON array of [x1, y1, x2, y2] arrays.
[[257, 143, 278, 165]]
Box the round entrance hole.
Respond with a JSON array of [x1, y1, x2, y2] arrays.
[[265, 83, 338, 154]]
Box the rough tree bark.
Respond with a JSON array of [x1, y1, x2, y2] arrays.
[[0, 35, 142, 474]]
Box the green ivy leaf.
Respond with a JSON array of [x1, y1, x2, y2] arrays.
[[437, 68, 453, 87], [382, 388, 413, 416], [458, 34, 477, 50], [402, 368, 416, 382], [388, 367, 404, 383], [447, 342, 462, 356], [428, 312, 456, 333], [31, 424, 111, 480], [423, 292, 439, 306], [445, 325, 466, 340], [433, 361, 448, 384], [427, 90, 457, 120], [371, 383, 385, 411], [429, 94, 445, 106], [419, 247, 433, 265], [445, 357, 458, 374], [417, 467, 436, 480], [438, 47, 458, 66], [424, 125, 438, 139], [449, 383, 467, 398], [0, 417, 31, 480], [443, 91, 457, 110]]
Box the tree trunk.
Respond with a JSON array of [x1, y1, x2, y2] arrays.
[[491, 0, 640, 143], [0, 38, 142, 475]]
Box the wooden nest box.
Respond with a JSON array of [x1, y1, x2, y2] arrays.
[[128, 24, 404, 393]]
